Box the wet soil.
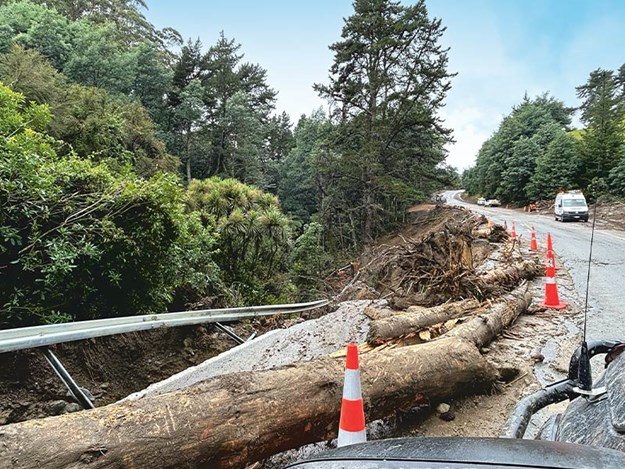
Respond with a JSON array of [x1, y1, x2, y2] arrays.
[[0, 318, 288, 425]]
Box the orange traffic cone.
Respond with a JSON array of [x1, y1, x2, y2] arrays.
[[539, 257, 567, 309], [545, 255, 556, 278], [337, 343, 366, 447], [545, 233, 559, 270], [511, 222, 517, 239], [530, 226, 538, 251], [546, 249, 559, 270], [546, 232, 553, 252]]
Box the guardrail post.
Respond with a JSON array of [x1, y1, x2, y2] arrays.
[[42, 348, 95, 410]]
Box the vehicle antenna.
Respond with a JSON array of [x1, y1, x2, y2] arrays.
[[578, 198, 599, 391], [583, 202, 599, 340]]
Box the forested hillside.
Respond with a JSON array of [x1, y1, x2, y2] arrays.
[[0, 0, 457, 327], [463, 66, 625, 204]]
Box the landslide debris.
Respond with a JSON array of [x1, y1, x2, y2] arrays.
[[331, 205, 535, 309]]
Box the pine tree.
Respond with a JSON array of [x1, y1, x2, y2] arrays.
[[315, 0, 453, 244], [576, 69, 625, 184], [527, 131, 581, 201]]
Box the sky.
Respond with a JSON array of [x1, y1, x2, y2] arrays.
[[144, 0, 625, 170]]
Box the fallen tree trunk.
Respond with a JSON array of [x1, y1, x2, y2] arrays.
[[445, 283, 532, 349], [368, 282, 532, 345], [0, 337, 497, 469], [475, 260, 542, 296], [367, 298, 481, 344]]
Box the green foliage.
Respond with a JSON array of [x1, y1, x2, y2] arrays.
[[0, 0, 72, 69], [33, 0, 182, 51], [0, 1, 177, 105], [608, 158, 625, 198], [63, 22, 137, 93], [314, 0, 454, 246], [187, 177, 294, 304], [132, 42, 173, 117], [576, 68, 625, 184], [526, 131, 581, 201], [162, 34, 283, 187], [219, 91, 266, 185], [279, 110, 327, 225], [0, 44, 64, 104], [289, 222, 331, 300], [49, 83, 179, 177], [0, 45, 178, 177], [467, 94, 574, 203], [0, 83, 216, 326]]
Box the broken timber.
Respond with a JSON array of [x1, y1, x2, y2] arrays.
[[368, 284, 531, 345]]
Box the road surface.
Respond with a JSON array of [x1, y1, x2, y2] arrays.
[[443, 190, 625, 342]]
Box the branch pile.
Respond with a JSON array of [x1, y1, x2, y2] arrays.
[[349, 207, 538, 309]]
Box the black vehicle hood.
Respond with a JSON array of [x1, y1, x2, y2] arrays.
[[287, 437, 625, 468]]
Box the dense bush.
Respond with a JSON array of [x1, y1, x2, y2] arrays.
[[187, 177, 295, 304], [0, 84, 216, 326], [289, 222, 331, 300]]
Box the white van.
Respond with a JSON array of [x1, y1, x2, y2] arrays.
[[554, 190, 588, 222]]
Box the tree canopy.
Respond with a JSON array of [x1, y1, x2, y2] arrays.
[[315, 0, 454, 246], [463, 94, 576, 204]]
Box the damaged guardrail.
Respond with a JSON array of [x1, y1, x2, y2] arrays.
[[0, 299, 329, 353]]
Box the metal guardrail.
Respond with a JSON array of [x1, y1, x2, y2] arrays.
[[0, 299, 329, 353]]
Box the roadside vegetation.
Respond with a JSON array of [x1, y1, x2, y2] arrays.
[[0, 0, 458, 327], [462, 67, 625, 205]]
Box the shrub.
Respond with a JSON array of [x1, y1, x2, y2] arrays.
[[187, 177, 294, 304], [0, 83, 217, 326]]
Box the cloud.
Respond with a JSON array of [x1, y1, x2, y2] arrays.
[[441, 106, 493, 170], [434, 5, 532, 169]]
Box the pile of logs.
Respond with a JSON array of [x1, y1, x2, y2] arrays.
[[0, 287, 533, 468]]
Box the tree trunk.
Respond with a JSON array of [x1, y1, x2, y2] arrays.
[[0, 337, 497, 469], [367, 298, 482, 344], [445, 284, 532, 349], [477, 260, 542, 290], [185, 127, 192, 183]]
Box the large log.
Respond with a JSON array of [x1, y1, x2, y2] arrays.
[[368, 281, 533, 345], [475, 260, 542, 295], [0, 337, 497, 469], [367, 298, 481, 344], [445, 284, 532, 348]]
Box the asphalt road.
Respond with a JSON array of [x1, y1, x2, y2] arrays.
[[443, 190, 625, 342]]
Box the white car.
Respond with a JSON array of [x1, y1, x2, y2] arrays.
[[477, 197, 486, 206], [485, 199, 501, 207]]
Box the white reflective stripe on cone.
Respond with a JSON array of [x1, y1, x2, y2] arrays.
[[546, 277, 556, 284], [342, 369, 362, 400], [337, 428, 366, 447]]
